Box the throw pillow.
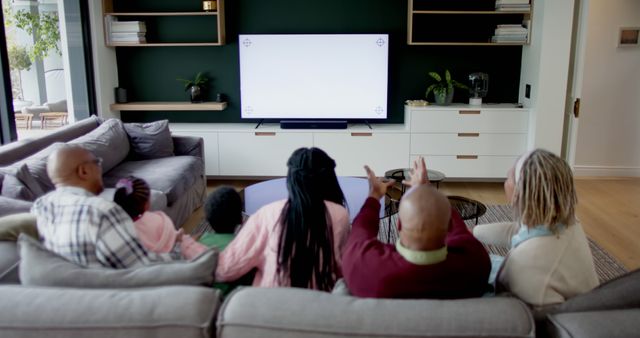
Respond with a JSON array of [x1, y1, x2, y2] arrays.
[[69, 119, 130, 173], [0, 213, 38, 241], [18, 234, 218, 288], [123, 120, 174, 160], [0, 164, 45, 201]]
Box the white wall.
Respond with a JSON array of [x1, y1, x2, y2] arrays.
[[88, 1, 119, 119], [573, 0, 640, 177], [519, 0, 576, 155]]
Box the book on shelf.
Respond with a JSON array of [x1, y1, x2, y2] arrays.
[[111, 36, 147, 43], [491, 35, 528, 43], [495, 28, 528, 35], [496, 5, 531, 12], [111, 21, 147, 33], [495, 0, 530, 5], [111, 32, 146, 38]]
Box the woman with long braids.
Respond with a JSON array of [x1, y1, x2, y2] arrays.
[[215, 147, 350, 290], [473, 149, 599, 306]]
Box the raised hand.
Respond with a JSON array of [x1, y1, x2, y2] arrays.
[[402, 156, 430, 188], [364, 165, 395, 200]]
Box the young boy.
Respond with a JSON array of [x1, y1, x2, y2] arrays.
[[198, 186, 244, 250]]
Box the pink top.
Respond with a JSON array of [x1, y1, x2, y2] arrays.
[[134, 211, 208, 260], [215, 199, 350, 288]]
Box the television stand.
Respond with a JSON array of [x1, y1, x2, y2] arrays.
[[280, 120, 347, 129]]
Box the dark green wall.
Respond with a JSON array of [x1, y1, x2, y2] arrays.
[[116, 0, 523, 123]]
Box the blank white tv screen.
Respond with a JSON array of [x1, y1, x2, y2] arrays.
[[239, 34, 389, 120]]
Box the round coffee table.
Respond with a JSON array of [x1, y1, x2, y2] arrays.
[[447, 195, 487, 225], [384, 168, 446, 201]]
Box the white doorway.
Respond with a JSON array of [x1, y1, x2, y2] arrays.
[[564, 0, 640, 177]]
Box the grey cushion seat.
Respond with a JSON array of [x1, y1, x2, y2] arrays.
[[0, 285, 219, 338], [0, 242, 19, 284], [218, 287, 535, 338], [103, 156, 204, 205]]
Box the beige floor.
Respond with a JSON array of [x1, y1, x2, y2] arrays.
[[183, 177, 640, 271]]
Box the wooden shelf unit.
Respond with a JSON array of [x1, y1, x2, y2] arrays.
[[407, 0, 533, 46], [102, 0, 225, 47], [110, 101, 227, 112]]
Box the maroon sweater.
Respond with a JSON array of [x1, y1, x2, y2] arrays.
[[342, 198, 490, 299]]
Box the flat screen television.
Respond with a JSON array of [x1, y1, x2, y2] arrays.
[[239, 34, 389, 120]]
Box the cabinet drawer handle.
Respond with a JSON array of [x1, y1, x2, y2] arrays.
[[456, 155, 478, 160], [459, 110, 481, 115], [351, 132, 372, 137], [255, 132, 276, 136], [457, 133, 480, 137]]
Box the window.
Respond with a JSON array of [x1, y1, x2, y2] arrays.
[[0, 0, 95, 144]]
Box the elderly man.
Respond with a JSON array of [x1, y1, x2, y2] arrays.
[[31, 144, 175, 268], [342, 157, 490, 298]]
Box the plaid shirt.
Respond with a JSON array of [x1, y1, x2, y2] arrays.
[[31, 187, 174, 268]]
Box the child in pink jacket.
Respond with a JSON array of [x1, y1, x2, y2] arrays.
[[114, 176, 208, 260]]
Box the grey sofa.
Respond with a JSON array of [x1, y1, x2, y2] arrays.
[[216, 269, 640, 338], [0, 115, 206, 227]]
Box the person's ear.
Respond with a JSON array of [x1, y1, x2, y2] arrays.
[[76, 163, 90, 180]]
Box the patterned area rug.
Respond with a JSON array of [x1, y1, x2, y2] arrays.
[[378, 204, 628, 283]]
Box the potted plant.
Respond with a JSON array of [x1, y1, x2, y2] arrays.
[[425, 70, 469, 105], [177, 72, 209, 103]]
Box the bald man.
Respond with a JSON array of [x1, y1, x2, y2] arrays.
[[31, 144, 175, 268], [341, 158, 490, 298]]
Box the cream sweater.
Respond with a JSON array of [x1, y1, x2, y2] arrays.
[[474, 221, 599, 307]]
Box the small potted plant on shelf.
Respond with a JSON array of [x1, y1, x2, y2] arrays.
[[425, 70, 469, 106], [177, 72, 209, 103]]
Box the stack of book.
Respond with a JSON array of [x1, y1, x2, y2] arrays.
[[492, 24, 528, 43], [106, 18, 147, 44], [495, 0, 530, 12]]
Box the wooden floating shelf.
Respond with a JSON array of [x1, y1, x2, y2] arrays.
[[104, 12, 219, 16], [111, 101, 227, 111]]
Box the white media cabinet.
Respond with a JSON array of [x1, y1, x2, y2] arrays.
[[169, 104, 529, 180]]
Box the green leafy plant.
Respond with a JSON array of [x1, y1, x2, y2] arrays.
[[9, 9, 61, 62], [176, 72, 209, 91], [8, 44, 32, 100], [425, 70, 469, 104]]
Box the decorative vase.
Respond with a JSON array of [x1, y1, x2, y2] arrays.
[[434, 88, 454, 106], [190, 85, 203, 103]]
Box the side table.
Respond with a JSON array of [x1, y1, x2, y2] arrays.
[[14, 113, 33, 129], [40, 112, 68, 129]]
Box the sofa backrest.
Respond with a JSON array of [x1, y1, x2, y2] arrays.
[[218, 287, 535, 338], [0, 116, 101, 167]]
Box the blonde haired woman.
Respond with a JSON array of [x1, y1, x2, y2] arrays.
[[473, 149, 598, 307]]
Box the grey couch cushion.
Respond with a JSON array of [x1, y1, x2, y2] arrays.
[[69, 118, 130, 173], [547, 309, 640, 338], [0, 163, 45, 201], [104, 156, 204, 205], [0, 196, 32, 217], [0, 285, 219, 338], [218, 288, 535, 338], [3, 142, 66, 193], [534, 268, 640, 320], [18, 235, 218, 288], [0, 241, 19, 284], [124, 120, 175, 160], [0, 116, 100, 167]]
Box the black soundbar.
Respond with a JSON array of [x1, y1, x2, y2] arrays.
[[280, 120, 348, 129]]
